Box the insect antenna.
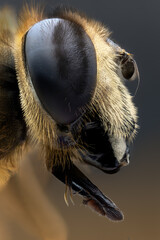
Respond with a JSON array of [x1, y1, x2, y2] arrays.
[[133, 61, 140, 97]]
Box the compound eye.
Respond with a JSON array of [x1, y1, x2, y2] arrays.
[[24, 18, 97, 124]]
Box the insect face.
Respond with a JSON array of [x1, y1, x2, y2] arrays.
[[12, 6, 139, 221]]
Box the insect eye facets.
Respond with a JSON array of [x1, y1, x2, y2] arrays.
[[24, 18, 97, 125]]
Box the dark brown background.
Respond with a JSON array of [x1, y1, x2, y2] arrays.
[[0, 0, 160, 239]]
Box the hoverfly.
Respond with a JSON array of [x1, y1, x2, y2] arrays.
[[0, 5, 139, 221]]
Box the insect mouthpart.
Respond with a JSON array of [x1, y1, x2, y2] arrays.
[[70, 113, 131, 174], [52, 159, 124, 221], [51, 116, 129, 221]]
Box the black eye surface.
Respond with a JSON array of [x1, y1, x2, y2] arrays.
[[25, 18, 97, 124]]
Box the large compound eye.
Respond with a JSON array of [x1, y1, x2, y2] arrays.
[[24, 18, 97, 124]]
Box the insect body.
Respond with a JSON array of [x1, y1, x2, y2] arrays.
[[0, 5, 138, 221]]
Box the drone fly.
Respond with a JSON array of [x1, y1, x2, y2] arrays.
[[0, 5, 138, 221]]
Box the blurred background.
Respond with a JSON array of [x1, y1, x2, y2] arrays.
[[0, 0, 159, 239]]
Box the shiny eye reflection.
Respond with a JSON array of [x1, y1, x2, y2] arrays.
[[25, 18, 97, 125]]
